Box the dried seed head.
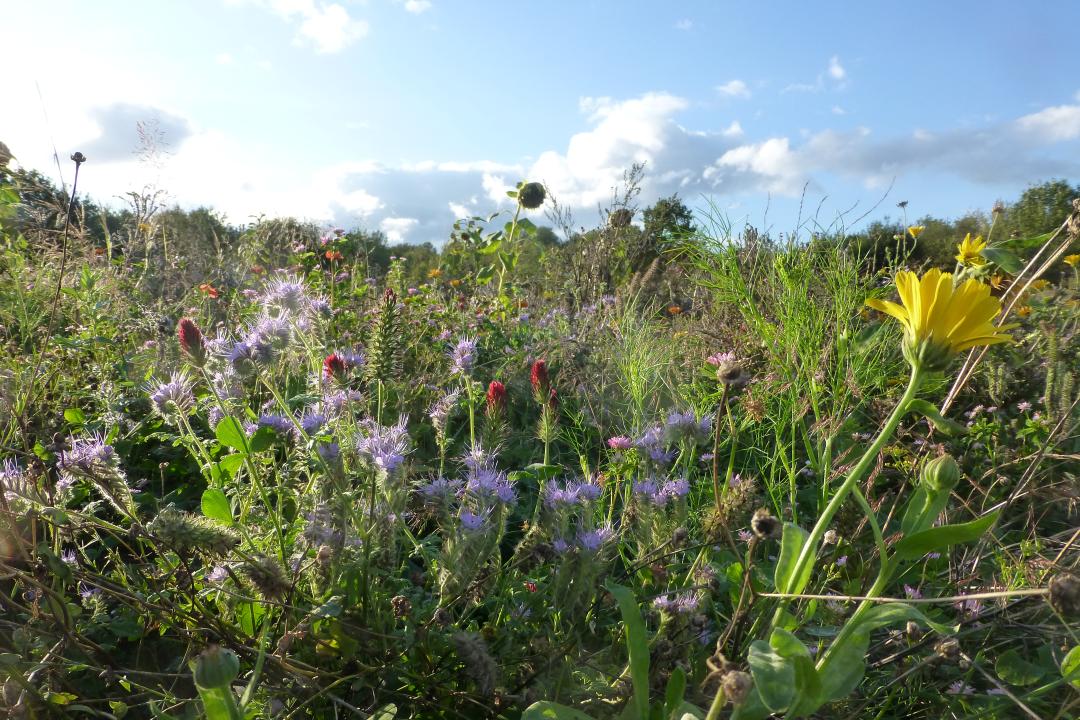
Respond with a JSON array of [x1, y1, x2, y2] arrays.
[[432, 607, 452, 627], [905, 620, 922, 642], [316, 545, 333, 565], [608, 208, 633, 228], [721, 670, 753, 706], [750, 508, 781, 540], [391, 595, 412, 619], [1048, 573, 1080, 618], [672, 526, 689, 546], [935, 637, 961, 662], [822, 529, 840, 546], [451, 631, 499, 696], [716, 360, 750, 388]]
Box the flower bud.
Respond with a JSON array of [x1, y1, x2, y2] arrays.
[[530, 359, 549, 400], [517, 182, 546, 210], [323, 353, 347, 382], [750, 508, 780, 540], [177, 318, 208, 367], [192, 645, 240, 690], [486, 380, 507, 414], [920, 454, 961, 493]]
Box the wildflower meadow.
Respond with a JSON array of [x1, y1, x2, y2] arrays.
[[0, 153, 1078, 720]]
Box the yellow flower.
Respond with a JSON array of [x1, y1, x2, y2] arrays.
[[1016, 305, 1031, 317], [1029, 279, 1050, 292], [1065, 254, 1080, 267], [427, 268, 442, 279], [989, 274, 1006, 290], [866, 268, 1017, 371], [955, 233, 987, 266], [907, 225, 925, 239]]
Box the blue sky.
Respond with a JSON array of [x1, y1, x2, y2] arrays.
[[5, 1, 1080, 244]]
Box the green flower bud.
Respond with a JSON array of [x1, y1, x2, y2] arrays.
[[517, 182, 546, 210], [920, 454, 961, 493], [192, 646, 240, 690]]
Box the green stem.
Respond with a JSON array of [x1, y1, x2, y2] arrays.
[[704, 687, 727, 720], [770, 366, 923, 628]]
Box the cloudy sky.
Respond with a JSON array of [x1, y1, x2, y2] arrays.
[[5, 1, 1080, 244]]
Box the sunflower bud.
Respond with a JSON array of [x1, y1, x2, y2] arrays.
[[921, 454, 961, 493], [517, 182, 546, 210], [192, 645, 240, 690]]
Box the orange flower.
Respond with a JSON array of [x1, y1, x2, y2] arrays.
[[667, 305, 682, 315], [450, 278, 462, 288], [325, 250, 343, 261], [198, 283, 220, 299]]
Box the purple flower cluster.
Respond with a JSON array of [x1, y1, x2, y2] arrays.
[[148, 372, 195, 419], [652, 592, 700, 615], [449, 336, 478, 375], [634, 426, 678, 466], [258, 414, 294, 436], [663, 409, 713, 445], [633, 476, 691, 507], [544, 479, 603, 508], [576, 524, 614, 552], [355, 417, 411, 474]]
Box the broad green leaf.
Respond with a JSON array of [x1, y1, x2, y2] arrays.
[[769, 629, 822, 717], [64, 408, 86, 425], [774, 522, 813, 595], [1060, 645, 1080, 689], [478, 239, 502, 255], [215, 417, 248, 451], [476, 264, 496, 284], [248, 427, 276, 452], [371, 704, 398, 720], [994, 649, 1045, 686], [818, 603, 953, 703], [201, 488, 233, 526], [196, 686, 243, 720], [522, 702, 596, 720], [606, 583, 650, 720], [908, 399, 967, 436], [218, 453, 245, 479], [663, 666, 686, 719], [893, 510, 999, 562], [235, 601, 265, 637], [981, 246, 1023, 273], [747, 639, 794, 713], [525, 463, 562, 481]]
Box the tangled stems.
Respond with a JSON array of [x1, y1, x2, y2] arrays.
[[769, 366, 924, 629]]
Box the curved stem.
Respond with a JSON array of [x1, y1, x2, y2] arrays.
[[770, 366, 923, 627]]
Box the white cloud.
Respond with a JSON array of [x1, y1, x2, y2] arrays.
[[402, 0, 433, 14], [240, 0, 369, 54], [715, 80, 750, 98], [722, 121, 743, 137], [1014, 104, 1080, 141], [831, 105, 846, 115], [215, 52, 234, 65], [674, 19, 693, 31], [380, 217, 419, 242], [828, 55, 846, 80]]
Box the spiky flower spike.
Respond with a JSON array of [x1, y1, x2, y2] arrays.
[[865, 268, 1018, 373], [486, 381, 506, 416], [239, 555, 290, 599], [367, 288, 401, 382], [147, 507, 240, 556], [530, 359, 549, 404], [178, 318, 208, 367]]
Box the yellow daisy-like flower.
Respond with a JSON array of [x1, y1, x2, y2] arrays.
[[866, 268, 1017, 372], [989, 274, 1006, 290], [1016, 305, 1032, 318], [907, 225, 925, 239], [1029, 279, 1050, 292], [955, 233, 987, 266], [1065, 254, 1080, 267], [428, 268, 442, 279]]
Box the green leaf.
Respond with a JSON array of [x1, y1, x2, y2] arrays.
[[893, 510, 999, 562], [201, 488, 233, 526], [522, 702, 596, 720], [476, 264, 496, 284], [218, 453, 245, 479], [248, 427, 276, 452], [478, 239, 502, 255], [908, 399, 967, 436], [994, 649, 1045, 686], [981, 246, 1023, 273], [747, 639, 794, 713], [663, 666, 687, 718], [818, 603, 953, 703], [235, 601, 265, 637], [606, 583, 650, 720], [774, 522, 814, 595], [214, 417, 248, 451], [64, 408, 86, 425], [769, 629, 822, 717], [525, 463, 562, 481], [1060, 645, 1080, 689], [371, 705, 398, 720]]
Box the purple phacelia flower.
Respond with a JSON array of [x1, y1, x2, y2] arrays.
[[300, 411, 327, 435], [258, 414, 294, 436], [577, 524, 614, 552], [355, 417, 410, 474], [147, 372, 195, 419], [459, 509, 488, 532], [449, 335, 478, 375]]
